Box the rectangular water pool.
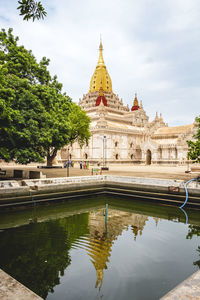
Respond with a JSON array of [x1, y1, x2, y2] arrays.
[[0, 195, 200, 300]]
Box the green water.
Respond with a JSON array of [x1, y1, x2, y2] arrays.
[[0, 196, 200, 300]]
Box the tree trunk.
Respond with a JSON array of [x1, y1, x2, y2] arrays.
[[47, 148, 57, 167]]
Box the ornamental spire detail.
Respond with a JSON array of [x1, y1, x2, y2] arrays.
[[89, 38, 113, 93], [98, 37, 105, 66], [131, 93, 140, 111]]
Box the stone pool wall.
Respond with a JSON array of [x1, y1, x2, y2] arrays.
[[0, 175, 200, 209]]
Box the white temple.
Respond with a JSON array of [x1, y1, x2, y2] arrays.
[[57, 41, 196, 165]]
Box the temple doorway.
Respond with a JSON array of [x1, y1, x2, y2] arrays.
[[146, 149, 152, 165]]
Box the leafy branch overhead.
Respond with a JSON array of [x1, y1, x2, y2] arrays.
[[17, 0, 46, 21]]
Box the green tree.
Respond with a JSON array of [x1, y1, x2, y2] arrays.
[[17, 0, 46, 21], [0, 213, 89, 299], [0, 28, 91, 166], [186, 224, 200, 240], [187, 117, 200, 163], [43, 99, 91, 167], [186, 225, 200, 270]]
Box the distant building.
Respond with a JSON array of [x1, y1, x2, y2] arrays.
[[57, 41, 197, 165]]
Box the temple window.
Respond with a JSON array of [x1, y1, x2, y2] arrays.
[[175, 148, 178, 159], [168, 148, 171, 159], [158, 148, 162, 159], [85, 153, 88, 159], [130, 143, 133, 148], [131, 154, 134, 160], [115, 154, 119, 160], [115, 142, 118, 147]]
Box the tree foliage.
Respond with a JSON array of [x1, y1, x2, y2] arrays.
[[0, 28, 91, 165], [187, 117, 200, 163], [186, 224, 200, 240], [186, 225, 200, 269], [17, 0, 46, 21], [0, 213, 89, 298]]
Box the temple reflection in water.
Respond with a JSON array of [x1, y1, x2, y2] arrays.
[[85, 208, 159, 289], [1, 197, 198, 300]]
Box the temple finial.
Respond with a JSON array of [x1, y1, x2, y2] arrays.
[[99, 34, 103, 51], [133, 93, 138, 106], [131, 92, 139, 111], [155, 112, 159, 120], [98, 35, 104, 65]]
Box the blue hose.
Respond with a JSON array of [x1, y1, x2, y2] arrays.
[[105, 204, 108, 223], [179, 207, 188, 224], [180, 178, 197, 208]]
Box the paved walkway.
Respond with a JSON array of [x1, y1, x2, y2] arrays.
[[1, 164, 198, 181], [161, 270, 200, 300], [0, 269, 43, 300]]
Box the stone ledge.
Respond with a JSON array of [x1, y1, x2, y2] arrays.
[[1, 175, 200, 194], [0, 181, 20, 188], [0, 175, 200, 207], [160, 270, 200, 299], [0, 269, 43, 300]]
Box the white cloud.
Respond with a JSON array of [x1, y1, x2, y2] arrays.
[[0, 0, 199, 125]]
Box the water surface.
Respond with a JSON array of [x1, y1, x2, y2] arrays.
[[0, 196, 200, 300]]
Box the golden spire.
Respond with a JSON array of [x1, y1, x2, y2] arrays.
[[133, 93, 139, 106], [89, 38, 113, 93], [98, 36, 104, 65], [89, 238, 112, 289]]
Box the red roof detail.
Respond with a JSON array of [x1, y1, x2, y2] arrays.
[[131, 105, 139, 111], [96, 96, 107, 106]]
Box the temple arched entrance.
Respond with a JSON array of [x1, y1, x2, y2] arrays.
[[146, 149, 152, 165]]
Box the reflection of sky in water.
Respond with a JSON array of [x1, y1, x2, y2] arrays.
[[0, 197, 200, 300], [47, 214, 200, 300]]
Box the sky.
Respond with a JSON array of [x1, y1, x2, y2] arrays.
[[0, 0, 200, 126]]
